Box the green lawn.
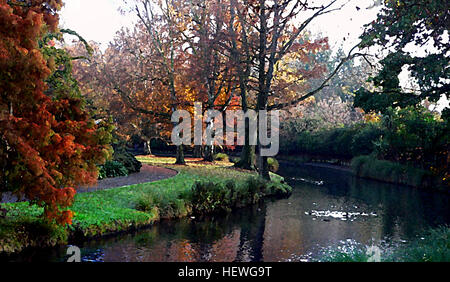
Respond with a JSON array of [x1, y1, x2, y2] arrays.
[[0, 156, 291, 254]]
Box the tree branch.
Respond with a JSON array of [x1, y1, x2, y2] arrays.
[[268, 44, 367, 110]]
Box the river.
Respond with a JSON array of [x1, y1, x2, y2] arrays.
[[7, 163, 450, 262]]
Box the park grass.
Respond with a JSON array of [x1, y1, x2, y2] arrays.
[[0, 156, 291, 255], [318, 226, 450, 262]]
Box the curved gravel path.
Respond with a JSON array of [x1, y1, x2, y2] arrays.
[[1, 165, 178, 203], [78, 164, 178, 193]]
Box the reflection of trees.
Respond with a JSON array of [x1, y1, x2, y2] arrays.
[[177, 205, 268, 262], [234, 205, 267, 262], [348, 176, 450, 239], [79, 165, 450, 262], [97, 204, 268, 262]]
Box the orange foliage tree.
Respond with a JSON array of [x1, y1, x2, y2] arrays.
[[69, 28, 185, 154], [0, 0, 111, 225]]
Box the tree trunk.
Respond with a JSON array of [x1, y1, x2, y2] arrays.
[[256, 114, 270, 180], [143, 140, 152, 155], [203, 114, 215, 162], [258, 154, 270, 180], [203, 145, 214, 162], [256, 0, 270, 181], [175, 145, 186, 165], [235, 72, 256, 170], [193, 145, 203, 158], [237, 144, 256, 170], [235, 118, 256, 170]]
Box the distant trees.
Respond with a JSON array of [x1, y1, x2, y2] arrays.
[[70, 34, 174, 153], [72, 0, 368, 180], [0, 0, 111, 224], [311, 46, 374, 102]]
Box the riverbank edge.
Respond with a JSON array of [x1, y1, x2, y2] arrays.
[[351, 155, 448, 190], [0, 161, 292, 256], [278, 154, 447, 191]]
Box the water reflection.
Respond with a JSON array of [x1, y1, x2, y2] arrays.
[[7, 164, 450, 262]]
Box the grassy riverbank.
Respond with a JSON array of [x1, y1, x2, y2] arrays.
[[0, 157, 292, 255], [278, 154, 447, 191], [351, 156, 445, 190], [318, 226, 450, 262]]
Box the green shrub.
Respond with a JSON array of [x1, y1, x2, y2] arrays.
[[190, 181, 233, 214], [351, 123, 384, 156], [113, 149, 142, 174], [98, 147, 142, 179], [295, 131, 315, 154], [244, 176, 266, 204], [150, 138, 171, 151], [245, 176, 292, 199], [318, 245, 371, 262], [214, 153, 229, 162], [98, 161, 129, 180], [268, 158, 279, 173], [376, 107, 448, 178], [135, 194, 155, 213], [294, 127, 358, 159], [188, 176, 291, 215], [327, 127, 357, 158]]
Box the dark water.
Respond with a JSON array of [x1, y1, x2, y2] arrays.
[[7, 164, 450, 262]]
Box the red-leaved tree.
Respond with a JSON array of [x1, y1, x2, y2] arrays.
[[0, 0, 111, 225]]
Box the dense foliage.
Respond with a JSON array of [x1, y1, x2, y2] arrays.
[[280, 121, 383, 160], [0, 0, 111, 225], [98, 161, 129, 180], [355, 0, 449, 120], [97, 145, 142, 179], [188, 176, 291, 215], [267, 158, 280, 173], [280, 105, 448, 185], [112, 147, 142, 174], [213, 153, 230, 162], [377, 107, 448, 173]]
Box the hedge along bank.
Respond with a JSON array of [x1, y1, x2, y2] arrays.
[[351, 156, 446, 190], [0, 157, 292, 255]]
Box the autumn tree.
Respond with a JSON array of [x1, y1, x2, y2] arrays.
[[222, 0, 327, 171], [230, 0, 366, 179], [180, 0, 237, 161], [121, 0, 195, 165], [0, 0, 111, 224], [278, 43, 371, 137], [70, 33, 174, 154], [223, 0, 258, 169]]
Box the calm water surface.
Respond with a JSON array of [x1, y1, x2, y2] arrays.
[[9, 164, 450, 262]]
